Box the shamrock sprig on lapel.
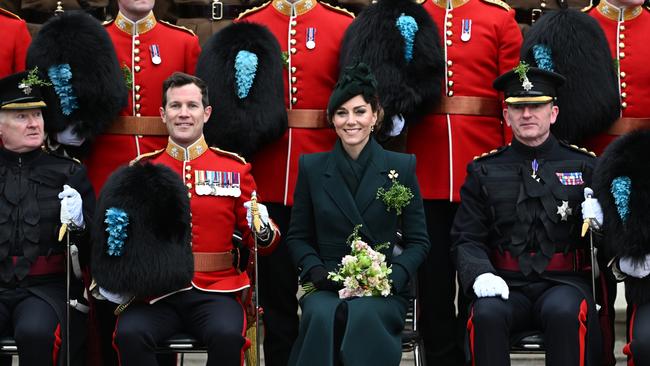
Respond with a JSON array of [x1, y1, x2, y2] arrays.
[[376, 170, 414, 215]]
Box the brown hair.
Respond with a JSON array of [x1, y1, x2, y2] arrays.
[[161, 72, 209, 108]]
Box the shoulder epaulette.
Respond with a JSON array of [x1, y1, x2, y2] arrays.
[[581, 3, 594, 12], [102, 18, 114, 26], [0, 7, 22, 20], [473, 146, 506, 160], [129, 148, 165, 166], [209, 147, 247, 164], [159, 20, 196, 36], [237, 1, 271, 19], [43, 148, 82, 164], [565, 142, 597, 157], [319, 1, 355, 18], [480, 0, 511, 11]]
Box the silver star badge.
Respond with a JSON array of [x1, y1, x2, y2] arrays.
[[170, 147, 179, 158], [522, 78, 534, 91], [556, 200, 572, 221]]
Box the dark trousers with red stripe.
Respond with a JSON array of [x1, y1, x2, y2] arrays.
[[0, 288, 59, 366], [468, 282, 600, 366], [625, 302, 650, 366], [113, 289, 245, 366]]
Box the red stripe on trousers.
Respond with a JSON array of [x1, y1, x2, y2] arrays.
[[112, 316, 122, 366], [578, 300, 588, 366], [53, 323, 62, 365], [623, 304, 637, 366], [467, 307, 476, 366]]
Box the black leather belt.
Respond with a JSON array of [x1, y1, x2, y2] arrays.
[[177, 3, 251, 20], [514, 8, 547, 25], [22, 7, 107, 24]]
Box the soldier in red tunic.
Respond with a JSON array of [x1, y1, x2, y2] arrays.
[[105, 72, 279, 366], [83, 0, 201, 194], [235, 2, 353, 364], [0, 8, 30, 78], [406, 0, 522, 363], [584, 0, 650, 155]]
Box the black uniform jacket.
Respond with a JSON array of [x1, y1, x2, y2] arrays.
[[451, 135, 597, 295]]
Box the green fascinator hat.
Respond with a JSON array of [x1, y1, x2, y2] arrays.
[[327, 62, 378, 119]]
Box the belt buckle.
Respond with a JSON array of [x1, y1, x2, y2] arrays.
[[531, 8, 543, 23], [211, 0, 223, 20]]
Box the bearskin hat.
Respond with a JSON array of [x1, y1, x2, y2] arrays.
[[26, 11, 127, 143], [521, 9, 619, 144], [195, 22, 287, 160], [594, 130, 650, 304], [339, 0, 444, 138], [91, 163, 194, 298]]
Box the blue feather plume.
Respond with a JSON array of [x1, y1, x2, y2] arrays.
[[395, 14, 418, 63], [611, 176, 631, 224], [105, 207, 129, 256], [234, 50, 258, 99], [47, 64, 79, 116], [532, 44, 555, 72]]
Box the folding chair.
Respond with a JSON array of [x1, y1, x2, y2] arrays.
[[401, 278, 424, 366]]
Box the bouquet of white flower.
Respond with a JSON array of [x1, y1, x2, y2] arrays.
[[327, 225, 393, 298]]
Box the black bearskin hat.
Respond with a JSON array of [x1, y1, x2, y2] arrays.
[[196, 22, 287, 160], [521, 9, 619, 144], [91, 163, 193, 298], [339, 0, 444, 138], [26, 11, 127, 143], [594, 130, 650, 305]]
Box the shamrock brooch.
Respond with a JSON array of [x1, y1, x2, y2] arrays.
[[376, 170, 414, 215]]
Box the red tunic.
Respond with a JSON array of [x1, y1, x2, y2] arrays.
[[407, 0, 521, 201], [84, 11, 201, 194], [143, 136, 279, 293], [0, 8, 30, 77], [237, 0, 353, 206], [585, 3, 650, 155]]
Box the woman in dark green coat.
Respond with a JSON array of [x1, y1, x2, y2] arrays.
[[286, 63, 430, 365]]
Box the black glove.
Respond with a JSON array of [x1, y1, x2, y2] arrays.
[[308, 266, 342, 292]]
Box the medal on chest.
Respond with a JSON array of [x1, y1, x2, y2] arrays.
[[531, 159, 540, 182], [194, 170, 241, 197], [461, 19, 471, 42], [150, 44, 162, 65], [306, 27, 316, 50]]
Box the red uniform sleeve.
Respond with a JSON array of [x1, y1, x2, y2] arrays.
[[496, 10, 523, 75], [185, 36, 201, 75], [14, 20, 31, 73]]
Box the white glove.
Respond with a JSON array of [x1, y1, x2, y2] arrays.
[[58, 184, 85, 228], [581, 187, 603, 230], [387, 114, 406, 137], [619, 254, 650, 279], [473, 273, 509, 300], [243, 200, 270, 231], [56, 125, 86, 146], [98, 287, 131, 305]]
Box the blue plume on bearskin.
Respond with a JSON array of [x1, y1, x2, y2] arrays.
[[91, 163, 193, 298], [196, 22, 287, 160], [594, 130, 650, 305], [339, 0, 444, 138], [26, 11, 127, 144], [521, 9, 619, 144]]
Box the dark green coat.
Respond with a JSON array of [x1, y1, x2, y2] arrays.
[[287, 138, 430, 365]]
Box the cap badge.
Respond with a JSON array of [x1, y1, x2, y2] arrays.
[[514, 61, 533, 91], [19, 67, 52, 95]]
